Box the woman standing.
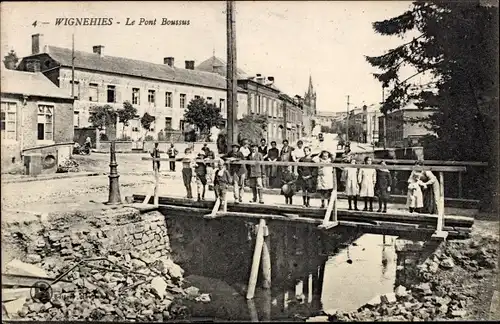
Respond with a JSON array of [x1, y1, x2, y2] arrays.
[[414, 160, 440, 214], [267, 141, 280, 188], [375, 161, 392, 213], [358, 156, 377, 211], [315, 150, 335, 208]]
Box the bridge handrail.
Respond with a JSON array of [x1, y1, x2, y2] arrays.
[[372, 159, 487, 167], [141, 157, 466, 172]]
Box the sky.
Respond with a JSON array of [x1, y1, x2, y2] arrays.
[[1, 1, 418, 113]]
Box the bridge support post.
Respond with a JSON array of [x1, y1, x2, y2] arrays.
[[432, 171, 448, 241], [247, 299, 259, 322], [262, 232, 272, 289], [247, 219, 266, 299], [318, 189, 338, 230]]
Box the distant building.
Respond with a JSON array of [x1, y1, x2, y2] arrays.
[[378, 105, 437, 148], [1, 68, 74, 170], [349, 104, 380, 145], [17, 34, 248, 142], [315, 111, 346, 127]]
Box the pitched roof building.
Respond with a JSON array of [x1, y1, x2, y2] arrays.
[[17, 34, 248, 141]]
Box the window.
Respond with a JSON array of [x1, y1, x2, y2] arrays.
[[180, 94, 186, 109], [165, 92, 172, 108], [89, 83, 98, 102], [194, 95, 200, 100], [207, 97, 213, 103], [132, 88, 140, 105], [37, 105, 53, 141], [107, 85, 116, 103], [179, 120, 185, 132], [70, 81, 80, 99], [165, 117, 172, 130], [148, 90, 156, 105], [219, 98, 225, 114], [1, 101, 17, 140], [73, 111, 80, 127]]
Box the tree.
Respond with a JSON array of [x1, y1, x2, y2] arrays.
[[140, 112, 155, 139], [366, 1, 498, 210], [117, 101, 138, 137], [237, 114, 268, 145], [3, 50, 18, 70], [183, 97, 224, 141], [88, 104, 117, 130]]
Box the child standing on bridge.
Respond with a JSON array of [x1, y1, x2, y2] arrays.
[[358, 156, 377, 211], [213, 159, 232, 206], [298, 146, 316, 207], [195, 152, 208, 201], [407, 171, 424, 213], [315, 150, 335, 209], [341, 158, 360, 211], [280, 167, 297, 205], [182, 147, 196, 199]]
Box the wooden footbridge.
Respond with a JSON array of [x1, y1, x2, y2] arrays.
[[136, 156, 475, 299]]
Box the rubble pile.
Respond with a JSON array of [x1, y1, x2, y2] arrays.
[[5, 256, 209, 321], [325, 237, 498, 322], [57, 158, 80, 173]]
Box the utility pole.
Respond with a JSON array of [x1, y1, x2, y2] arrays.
[[282, 101, 287, 141], [226, 0, 238, 150], [346, 95, 350, 143], [71, 33, 75, 99], [382, 85, 387, 149]]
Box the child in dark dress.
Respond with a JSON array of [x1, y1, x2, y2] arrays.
[[280, 167, 297, 205]]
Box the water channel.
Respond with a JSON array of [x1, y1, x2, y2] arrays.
[[166, 216, 414, 321]]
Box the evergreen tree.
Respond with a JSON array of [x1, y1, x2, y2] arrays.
[[366, 0, 498, 210]]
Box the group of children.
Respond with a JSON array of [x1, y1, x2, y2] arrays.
[[167, 142, 424, 215]]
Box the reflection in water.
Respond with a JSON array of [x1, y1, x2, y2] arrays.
[[321, 234, 397, 312], [166, 216, 399, 320]]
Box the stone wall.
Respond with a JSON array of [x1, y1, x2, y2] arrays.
[[96, 141, 133, 153], [25, 208, 170, 263]]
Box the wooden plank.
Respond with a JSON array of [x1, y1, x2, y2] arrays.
[[1, 274, 70, 287], [201, 187, 480, 208], [371, 159, 488, 167], [2, 288, 31, 302], [158, 205, 470, 238], [247, 219, 266, 299], [141, 157, 467, 172], [134, 195, 474, 227]]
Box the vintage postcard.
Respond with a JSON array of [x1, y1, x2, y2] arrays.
[[1, 0, 498, 322]]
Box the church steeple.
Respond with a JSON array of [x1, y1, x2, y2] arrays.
[[307, 75, 315, 96]]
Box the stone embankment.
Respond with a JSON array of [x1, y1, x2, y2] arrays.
[[2, 206, 209, 321], [319, 235, 498, 322]]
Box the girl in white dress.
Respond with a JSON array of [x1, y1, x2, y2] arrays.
[[341, 158, 359, 210], [315, 150, 335, 208], [358, 156, 377, 211]]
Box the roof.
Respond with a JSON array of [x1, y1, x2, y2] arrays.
[[196, 56, 248, 79], [24, 46, 246, 92], [1, 68, 73, 99]]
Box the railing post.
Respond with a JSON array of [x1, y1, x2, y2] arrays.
[[458, 171, 463, 198], [153, 159, 159, 206], [247, 219, 266, 300], [432, 171, 448, 240]]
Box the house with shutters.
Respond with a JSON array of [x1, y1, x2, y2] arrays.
[[16, 34, 248, 142]]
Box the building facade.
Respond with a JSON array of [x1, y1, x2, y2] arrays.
[[17, 34, 248, 142], [197, 56, 312, 142], [378, 107, 437, 148], [1, 68, 74, 170]]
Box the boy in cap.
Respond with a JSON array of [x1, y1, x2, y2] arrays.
[[224, 143, 246, 203], [151, 142, 161, 172], [195, 151, 209, 201]]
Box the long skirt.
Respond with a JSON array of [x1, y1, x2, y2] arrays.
[[422, 186, 438, 214]]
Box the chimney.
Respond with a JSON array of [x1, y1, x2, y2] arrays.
[[31, 34, 44, 55], [92, 45, 105, 57], [164, 57, 174, 67], [267, 76, 274, 82], [185, 60, 195, 70]]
